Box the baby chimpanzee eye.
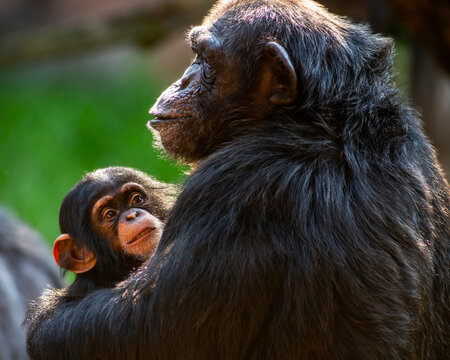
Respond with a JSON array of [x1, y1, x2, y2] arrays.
[[102, 209, 116, 220], [130, 193, 144, 205]]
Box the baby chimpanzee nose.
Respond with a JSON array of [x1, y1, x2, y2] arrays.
[[126, 210, 140, 220]]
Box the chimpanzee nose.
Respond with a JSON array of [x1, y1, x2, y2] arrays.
[[126, 210, 140, 220], [179, 76, 190, 90]]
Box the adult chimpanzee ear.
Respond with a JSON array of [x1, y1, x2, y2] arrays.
[[53, 234, 97, 274], [263, 41, 297, 106]]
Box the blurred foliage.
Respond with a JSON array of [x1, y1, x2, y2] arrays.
[[0, 50, 186, 249]]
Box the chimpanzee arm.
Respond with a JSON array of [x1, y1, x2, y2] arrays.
[[25, 263, 153, 360]]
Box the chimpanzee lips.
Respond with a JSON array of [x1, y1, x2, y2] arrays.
[[127, 227, 156, 245], [148, 112, 193, 129]]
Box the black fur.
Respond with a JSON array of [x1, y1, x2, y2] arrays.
[[26, 1, 449, 359]]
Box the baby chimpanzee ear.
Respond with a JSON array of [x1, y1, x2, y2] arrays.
[[53, 234, 97, 274]]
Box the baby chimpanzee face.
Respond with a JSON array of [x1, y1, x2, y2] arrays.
[[53, 167, 175, 276], [90, 181, 164, 261]]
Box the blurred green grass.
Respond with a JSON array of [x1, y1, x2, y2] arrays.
[[0, 52, 186, 248]]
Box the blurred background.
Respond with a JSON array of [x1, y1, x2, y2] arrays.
[[1, 0, 449, 250]]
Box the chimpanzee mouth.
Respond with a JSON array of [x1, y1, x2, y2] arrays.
[[127, 227, 156, 245], [148, 112, 193, 128]]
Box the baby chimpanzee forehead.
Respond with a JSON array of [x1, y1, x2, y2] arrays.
[[91, 182, 145, 210], [118, 182, 146, 194]]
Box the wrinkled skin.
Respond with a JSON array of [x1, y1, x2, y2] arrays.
[[27, 1, 449, 359]]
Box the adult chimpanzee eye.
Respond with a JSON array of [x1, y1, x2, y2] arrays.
[[102, 209, 116, 220], [202, 63, 216, 84], [130, 193, 144, 205]]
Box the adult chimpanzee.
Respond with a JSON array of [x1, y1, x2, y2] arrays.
[[27, 0, 449, 359], [27, 167, 174, 305]]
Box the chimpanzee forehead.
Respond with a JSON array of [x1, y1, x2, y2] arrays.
[[91, 182, 146, 203], [119, 182, 146, 195], [187, 26, 221, 52], [188, 26, 209, 45]]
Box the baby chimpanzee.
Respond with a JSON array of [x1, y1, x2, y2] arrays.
[[44, 166, 175, 299]]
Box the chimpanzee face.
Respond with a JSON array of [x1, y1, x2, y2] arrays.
[[90, 181, 163, 260], [148, 22, 297, 163], [53, 167, 173, 275], [149, 26, 242, 163]]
